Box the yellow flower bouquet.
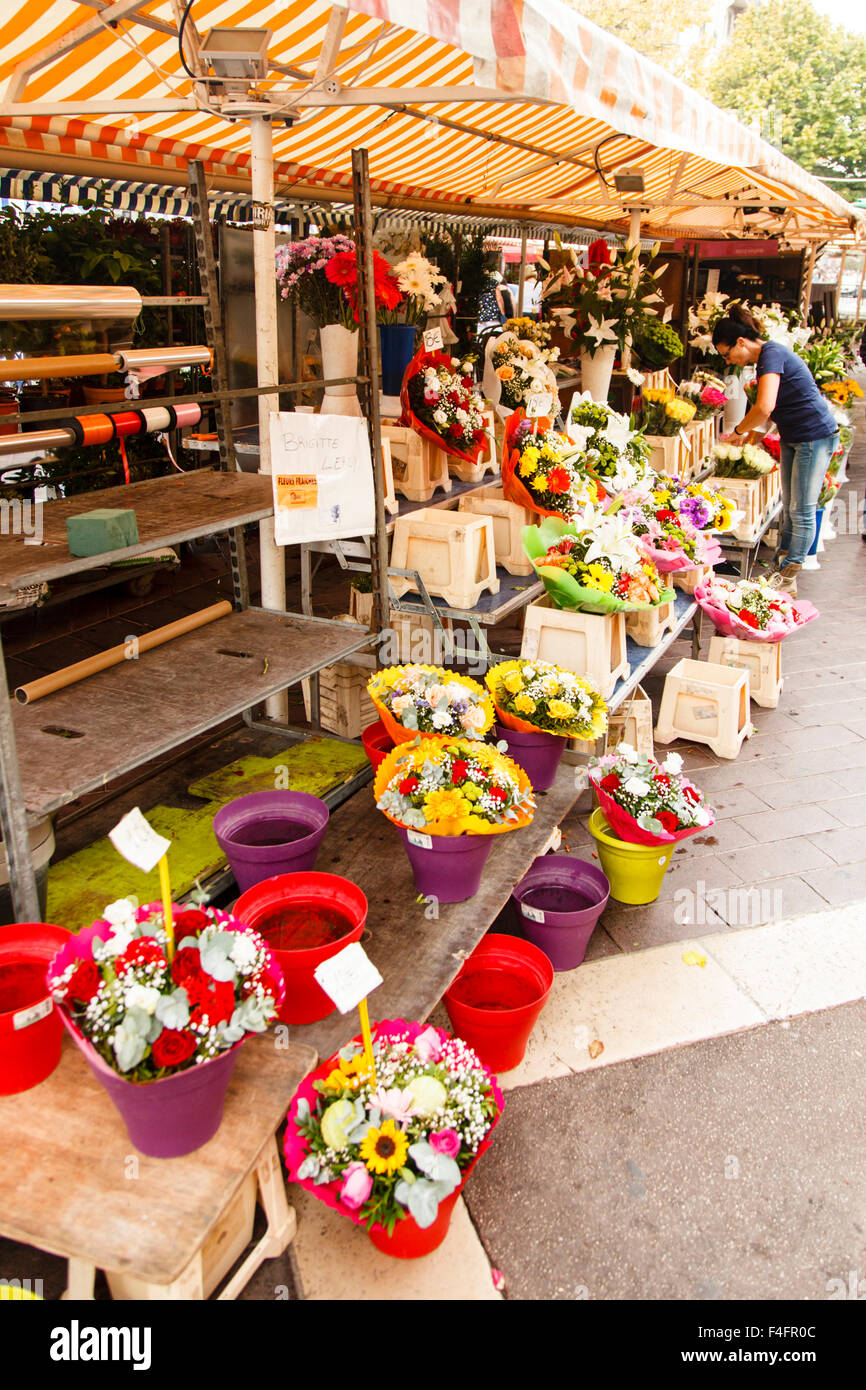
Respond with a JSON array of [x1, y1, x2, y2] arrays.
[[485, 660, 607, 740], [374, 738, 535, 837], [367, 665, 495, 745]]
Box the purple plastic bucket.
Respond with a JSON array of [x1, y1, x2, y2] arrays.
[[399, 829, 494, 903], [512, 855, 610, 970], [213, 790, 329, 893], [61, 1014, 241, 1158], [493, 722, 565, 792]]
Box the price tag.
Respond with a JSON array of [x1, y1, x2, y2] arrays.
[[314, 942, 384, 1015], [423, 327, 443, 352], [526, 392, 553, 419], [407, 829, 433, 849], [680, 428, 692, 452], [14, 996, 53, 1031], [109, 807, 171, 874], [521, 905, 545, 924]]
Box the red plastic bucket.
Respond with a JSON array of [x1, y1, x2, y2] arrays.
[[362, 719, 394, 771], [444, 933, 554, 1073], [233, 872, 367, 1024], [0, 922, 72, 1095]]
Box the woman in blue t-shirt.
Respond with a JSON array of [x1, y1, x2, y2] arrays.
[[712, 305, 839, 596]]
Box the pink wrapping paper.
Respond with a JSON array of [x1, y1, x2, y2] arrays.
[[694, 584, 819, 644], [593, 782, 715, 846], [640, 532, 723, 574]]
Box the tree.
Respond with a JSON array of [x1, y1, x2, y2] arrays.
[[568, 0, 714, 88], [709, 0, 866, 203]]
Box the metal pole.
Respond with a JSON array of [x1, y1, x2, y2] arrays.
[[834, 247, 846, 322], [516, 229, 528, 318], [351, 148, 389, 643], [621, 206, 642, 373], [855, 251, 866, 321], [251, 113, 288, 720], [0, 628, 40, 921], [802, 242, 818, 320]]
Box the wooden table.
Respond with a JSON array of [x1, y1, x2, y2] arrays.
[[0, 1031, 316, 1299]]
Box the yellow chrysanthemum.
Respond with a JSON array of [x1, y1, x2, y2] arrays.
[[521, 446, 540, 466], [424, 787, 470, 821], [519, 456, 538, 477], [548, 699, 577, 720], [360, 1119, 409, 1175], [514, 693, 537, 714], [322, 1067, 350, 1093], [533, 476, 549, 492], [503, 670, 524, 693]]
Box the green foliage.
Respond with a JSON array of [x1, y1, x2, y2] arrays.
[[568, 0, 714, 87], [634, 318, 684, 368], [422, 227, 489, 357], [709, 0, 866, 200]]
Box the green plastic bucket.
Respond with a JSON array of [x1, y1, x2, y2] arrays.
[[588, 808, 674, 905]]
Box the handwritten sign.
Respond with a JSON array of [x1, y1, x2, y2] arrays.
[[315, 942, 383, 1015], [423, 327, 444, 352], [109, 807, 171, 875], [270, 413, 374, 545], [526, 392, 553, 419]]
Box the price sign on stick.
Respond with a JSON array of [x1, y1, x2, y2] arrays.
[[423, 327, 444, 352], [315, 943, 384, 1083], [109, 807, 176, 961], [526, 392, 553, 419]]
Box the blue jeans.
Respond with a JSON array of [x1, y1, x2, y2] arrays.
[[778, 432, 839, 565]]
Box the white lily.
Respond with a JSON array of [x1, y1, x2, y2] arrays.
[[583, 513, 642, 568], [602, 409, 634, 451], [585, 314, 618, 346]]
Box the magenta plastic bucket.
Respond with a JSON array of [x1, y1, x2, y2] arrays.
[[512, 855, 610, 970], [399, 829, 494, 904], [233, 871, 367, 1024], [0, 922, 72, 1095], [213, 790, 329, 893], [444, 934, 554, 1073], [493, 722, 565, 792], [61, 1016, 240, 1158]]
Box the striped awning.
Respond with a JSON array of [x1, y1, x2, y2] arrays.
[[0, 1, 861, 245]]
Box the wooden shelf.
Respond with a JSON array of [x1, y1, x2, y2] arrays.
[[12, 608, 372, 818], [0, 469, 274, 596]]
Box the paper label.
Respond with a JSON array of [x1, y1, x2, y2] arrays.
[[693, 706, 715, 720], [526, 392, 553, 420], [407, 829, 433, 849], [109, 807, 171, 874], [521, 905, 545, 923], [423, 327, 444, 352], [522, 630, 540, 657], [13, 996, 53, 1031], [680, 428, 692, 451], [314, 942, 384, 1014], [274, 474, 318, 510]]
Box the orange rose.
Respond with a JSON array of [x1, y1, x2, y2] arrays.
[[496, 365, 515, 381]]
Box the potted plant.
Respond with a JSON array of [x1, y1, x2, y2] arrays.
[[485, 658, 607, 789], [285, 1017, 504, 1257], [275, 235, 402, 414], [374, 737, 535, 902], [47, 897, 285, 1157]]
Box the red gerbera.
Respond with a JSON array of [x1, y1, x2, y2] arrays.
[[738, 609, 760, 629], [657, 811, 679, 833], [488, 786, 507, 802], [547, 466, 571, 495], [399, 775, 420, 795], [324, 251, 357, 288]]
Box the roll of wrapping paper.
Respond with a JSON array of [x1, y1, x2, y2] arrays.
[[118, 346, 212, 372], [0, 353, 118, 383], [0, 403, 201, 457], [0, 285, 142, 321], [0, 427, 74, 457], [14, 601, 233, 705]]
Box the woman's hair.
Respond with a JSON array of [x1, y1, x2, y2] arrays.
[[712, 303, 763, 349]]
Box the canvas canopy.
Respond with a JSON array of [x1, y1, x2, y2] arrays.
[[0, 0, 862, 246]]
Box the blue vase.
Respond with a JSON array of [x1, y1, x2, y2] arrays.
[[807, 508, 825, 557], [378, 324, 417, 397]]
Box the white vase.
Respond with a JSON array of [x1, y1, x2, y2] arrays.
[[580, 345, 616, 404], [319, 323, 362, 417], [722, 374, 747, 433]]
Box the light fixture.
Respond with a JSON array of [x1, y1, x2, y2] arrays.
[[199, 27, 272, 89], [613, 169, 645, 194]]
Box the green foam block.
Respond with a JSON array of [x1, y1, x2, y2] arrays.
[[66, 507, 139, 557]]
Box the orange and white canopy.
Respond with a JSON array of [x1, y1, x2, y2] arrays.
[[0, 0, 861, 244]]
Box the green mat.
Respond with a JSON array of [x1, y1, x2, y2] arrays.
[[46, 739, 371, 931], [186, 738, 369, 803], [46, 802, 225, 932]]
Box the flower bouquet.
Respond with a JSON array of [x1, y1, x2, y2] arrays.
[[636, 388, 697, 436], [622, 496, 722, 573], [504, 316, 551, 347], [502, 409, 603, 519], [568, 394, 654, 493], [485, 658, 607, 789], [649, 478, 740, 535], [523, 510, 675, 614], [710, 440, 777, 479], [694, 575, 819, 643], [374, 738, 535, 901], [400, 348, 488, 466], [381, 252, 447, 325], [818, 469, 841, 509], [483, 330, 560, 418], [589, 747, 714, 845], [284, 1018, 504, 1257], [677, 379, 729, 420], [47, 898, 285, 1157], [367, 664, 495, 745], [275, 235, 402, 327], [822, 377, 864, 411]]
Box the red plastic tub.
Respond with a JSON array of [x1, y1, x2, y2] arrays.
[[233, 872, 367, 1024], [0, 922, 72, 1095], [362, 719, 395, 772], [444, 933, 554, 1073]]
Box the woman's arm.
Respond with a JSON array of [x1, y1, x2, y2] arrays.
[[730, 372, 779, 438]]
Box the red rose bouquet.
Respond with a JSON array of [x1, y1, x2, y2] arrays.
[[589, 748, 715, 845], [47, 898, 284, 1082], [400, 348, 488, 465], [695, 575, 819, 644]]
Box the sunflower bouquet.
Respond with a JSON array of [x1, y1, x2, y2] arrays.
[[589, 747, 714, 845], [485, 659, 607, 740], [285, 1019, 503, 1236], [822, 377, 864, 410], [367, 665, 494, 745], [374, 738, 535, 835], [523, 511, 674, 613], [502, 409, 603, 519], [568, 394, 653, 493], [711, 440, 777, 479]]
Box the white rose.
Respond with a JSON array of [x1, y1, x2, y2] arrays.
[[623, 777, 651, 797], [617, 743, 639, 763], [663, 753, 684, 775], [125, 983, 161, 1015], [103, 897, 139, 931], [433, 409, 448, 426], [230, 933, 258, 969]]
